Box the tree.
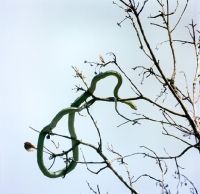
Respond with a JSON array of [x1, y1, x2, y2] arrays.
[[27, 0, 200, 193]]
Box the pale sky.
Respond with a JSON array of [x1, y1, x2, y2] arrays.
[[1, 0, 200, 193]]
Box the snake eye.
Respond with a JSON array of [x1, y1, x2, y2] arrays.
[[46, 134, 50, 139]]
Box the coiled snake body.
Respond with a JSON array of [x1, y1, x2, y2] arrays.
[[37, 70, 137, 178]]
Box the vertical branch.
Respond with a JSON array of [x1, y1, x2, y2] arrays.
[[159, 4, 177, 89], [85, 104, 102, 151], [166, 0, 169, 25], [192, 32, 200, 132]]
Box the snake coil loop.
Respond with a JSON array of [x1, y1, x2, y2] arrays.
[[37, 70, 137, 178]]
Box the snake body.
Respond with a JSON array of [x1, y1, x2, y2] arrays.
[[37, 70, 137, 178]]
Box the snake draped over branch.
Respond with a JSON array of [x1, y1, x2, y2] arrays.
[[37, 70, 137, 178]]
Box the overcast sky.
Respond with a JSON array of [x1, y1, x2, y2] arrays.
[[1, 0, 200, 193]]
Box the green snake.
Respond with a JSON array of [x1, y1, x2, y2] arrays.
[[37, 70, 137, 178]]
